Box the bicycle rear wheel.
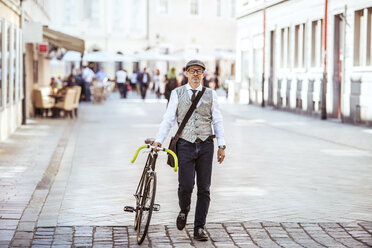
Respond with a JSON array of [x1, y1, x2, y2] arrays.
[[137, 172, 157, 244]]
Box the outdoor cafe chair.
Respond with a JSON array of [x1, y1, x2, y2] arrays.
[[72, 86, 82, 117], [33, 88, 55, 117], [53, 88, 76, 118]]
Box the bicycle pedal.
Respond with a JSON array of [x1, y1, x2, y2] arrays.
[[124, 206, 135, 213], [153, 204, 160, 211]]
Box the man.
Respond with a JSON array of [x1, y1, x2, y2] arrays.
[[153, 60, 226, 241], [74, 68, 84, 101], [82, 63, 95, 101], [138, 68, 150, 99], [116, 67, 128, 98], [96, 67, 108, 82], [180, 67, 188, 85]]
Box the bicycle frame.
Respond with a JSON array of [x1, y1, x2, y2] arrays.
[[126, 143, 178, 244], [134, 151, 157, 208]]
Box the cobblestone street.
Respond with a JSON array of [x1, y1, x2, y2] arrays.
[[1, 91, 372, 247]]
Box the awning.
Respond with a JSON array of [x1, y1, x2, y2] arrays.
[[62, 51, 138, 62], [43, 26, 85, 54]]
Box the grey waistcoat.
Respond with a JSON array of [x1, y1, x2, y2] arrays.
[[175, 85, 213, 143]]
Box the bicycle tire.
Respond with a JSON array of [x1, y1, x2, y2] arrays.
[[137, 172, 157, 244]]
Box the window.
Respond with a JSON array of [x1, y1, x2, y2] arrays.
[[217, 0, 222, 17], [294, 23, 305, 68], [13, 27, 16, 102], [281, 28, 285, 67], [64, 0, 74, 25], [6, 24, 11, 105], [311, 19, 323, 67], [231, 0, 236, 18], [354, 8, 372, 66], [190, 0, 199, 16], [112, 0, 124, 30], [241, 51, 249, 83], [280, 27, 290, 68], [19, 30, 23, 100], [158, 0, 168, 14], [85, 0, 100, 26]]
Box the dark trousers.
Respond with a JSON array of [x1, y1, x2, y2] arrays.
[[140, 84, 148, 99], [84, 82, 91, 101], [176, 138, 214, 230], [118, 83, 127, 98]]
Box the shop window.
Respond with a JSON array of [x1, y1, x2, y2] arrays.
[[354, 8, 372, 66]]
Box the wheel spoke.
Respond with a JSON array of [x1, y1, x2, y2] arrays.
[[136, 174, 156, 245]]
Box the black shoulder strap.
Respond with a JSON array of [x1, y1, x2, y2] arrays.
[[174, 87, 206, 139]]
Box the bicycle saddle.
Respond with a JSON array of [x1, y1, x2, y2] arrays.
[[145, 138, 155, 145]]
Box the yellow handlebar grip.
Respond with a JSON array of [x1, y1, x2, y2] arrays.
[[130, 145, 149, 163], [164, 149, 178, 172]]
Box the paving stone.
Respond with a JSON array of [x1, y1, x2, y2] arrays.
[[10, 238, 32, 247]]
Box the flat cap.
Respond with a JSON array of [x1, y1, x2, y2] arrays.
[[185, 60, 206, 71]]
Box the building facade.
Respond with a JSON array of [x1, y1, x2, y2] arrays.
[[235, 0, 372, 125], [46, 0, 236, 78], [0, 0, 24, 141]]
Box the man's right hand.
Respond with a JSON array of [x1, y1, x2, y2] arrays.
[[153, 142, 162, 152]]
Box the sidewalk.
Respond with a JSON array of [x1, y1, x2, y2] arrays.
[[1, 91, 372, 247], [0, 118, 74, 247]]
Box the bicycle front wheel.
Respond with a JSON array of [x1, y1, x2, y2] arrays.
[[137, 172, 157, 245]]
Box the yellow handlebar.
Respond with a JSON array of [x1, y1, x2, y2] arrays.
[[130, 145, 178, 172], [164, 148, 178, 172], [130, 145, 148, 163]]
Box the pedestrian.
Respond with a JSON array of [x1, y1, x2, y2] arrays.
[[96, 67, 107, 82], [82, 63, 95, 101], [138, 68, 151, 100], [152, 69, 161, 98], [164, 67, 178, 104], [203, 70, 211, 88], [153, 60, 226, 242], [180, 67, 188, 85], [116, 67, 128, 98], [66, 74, 77, 87], [74, 68, 84, 101]]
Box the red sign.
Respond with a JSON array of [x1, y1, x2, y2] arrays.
[[38, 42, 48, 54]]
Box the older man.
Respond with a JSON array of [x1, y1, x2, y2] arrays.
[[154, 60, 226, 241]]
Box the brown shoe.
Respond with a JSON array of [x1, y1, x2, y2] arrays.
[[194, 228, 208, 241]]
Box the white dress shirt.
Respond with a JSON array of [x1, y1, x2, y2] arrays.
[[116, 70, 127, 83], [155, 84, 225, 147], [82, 67, 94, 83]]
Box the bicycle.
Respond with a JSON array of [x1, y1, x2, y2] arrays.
[[124, 139, 178, 245]]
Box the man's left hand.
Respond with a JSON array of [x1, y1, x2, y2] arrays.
[[217, 148, 225, 164]]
